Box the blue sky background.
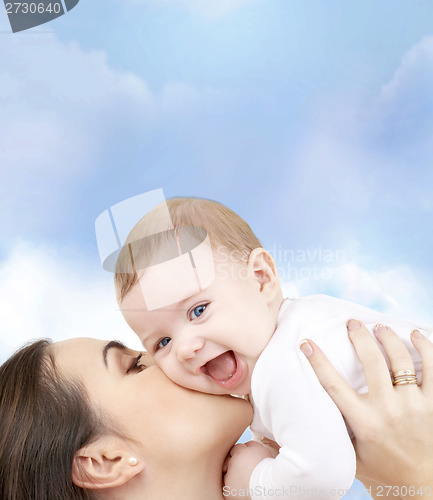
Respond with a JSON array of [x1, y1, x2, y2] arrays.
[[1, 1, 433, 497]]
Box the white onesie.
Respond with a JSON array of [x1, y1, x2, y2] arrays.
[[249, 295, 432, 500]]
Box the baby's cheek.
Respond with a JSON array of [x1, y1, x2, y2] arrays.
[[162, 361, 189, 386]]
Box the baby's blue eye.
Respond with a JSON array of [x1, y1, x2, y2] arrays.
[[190, 304, 207, 320], [156, 337, 171, 351]]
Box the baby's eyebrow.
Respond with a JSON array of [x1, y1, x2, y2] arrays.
[[103, 340, 127, 368]]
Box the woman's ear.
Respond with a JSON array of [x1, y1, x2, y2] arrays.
[[247, 248, 280, 301], [72, 435, 144, 490]]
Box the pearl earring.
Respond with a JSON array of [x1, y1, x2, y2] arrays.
[[128, 457, 138, 466]]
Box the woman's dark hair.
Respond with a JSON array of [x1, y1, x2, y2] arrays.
[[0, 339, 107, 500]]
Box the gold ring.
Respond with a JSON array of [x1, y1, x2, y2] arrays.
[[393, 379, 418, 386], [393, 377, 417, 383], [393, 377, 418, 386], [392, 370, 416, 378], [392, 370, 418, 386]]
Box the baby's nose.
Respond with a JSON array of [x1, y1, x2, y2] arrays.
[[176, 337, 204, 362]]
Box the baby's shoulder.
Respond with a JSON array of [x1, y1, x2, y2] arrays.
[[281, 294, 360, 322], [276, 295, 380, 344]]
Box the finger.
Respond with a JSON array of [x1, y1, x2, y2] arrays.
[[300, 339, 360, 420], [347, 320, 393, 394], [373, 324, 417, 390], [229, 444, 245, 457], [411, 329, 433, 393], [244, 441, 261, 448]]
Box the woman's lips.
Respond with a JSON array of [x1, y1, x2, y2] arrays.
[[202, 351, 245, 389]]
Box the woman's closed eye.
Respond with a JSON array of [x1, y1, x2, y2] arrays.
[[189, 303, 208, 320], [155, 337, 171, 352], [126, 353, 146, 374]]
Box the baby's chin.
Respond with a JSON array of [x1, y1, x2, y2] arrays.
[[227, 384, 251, 397], [209, 386, 250, 397]]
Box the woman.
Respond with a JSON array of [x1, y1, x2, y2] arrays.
[[0, 325, 432, 500], [301, 321, 433, 498], [0, 337, 252, 499]]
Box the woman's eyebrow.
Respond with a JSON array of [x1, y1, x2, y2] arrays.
[[103, 340, 127, 368]]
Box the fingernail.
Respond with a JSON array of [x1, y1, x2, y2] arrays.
[[300, 340, 314, 358], [411, 329, 424, 339], [374, 323, 388, 335], [347, 319, 361, 331]]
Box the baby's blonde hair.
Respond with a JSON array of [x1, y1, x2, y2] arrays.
[[114, 197, 262, 303]]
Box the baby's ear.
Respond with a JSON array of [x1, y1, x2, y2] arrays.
[[72, 435, 144, 490], [247, 248, 280, 301]]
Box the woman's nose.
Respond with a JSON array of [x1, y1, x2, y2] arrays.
[[176, 337, 205, 362]]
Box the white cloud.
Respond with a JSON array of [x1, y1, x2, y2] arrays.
[[0, 32, 149, 237], [0, 35, 154, 176], [280, 261, 433, 327], [0, 27, 225, 241], [0, 242, 142, 363], [276, 34, 433, 236], [378, 35, 433, 106], [368, 35, 433, 157], [0, 30, 220, 175]]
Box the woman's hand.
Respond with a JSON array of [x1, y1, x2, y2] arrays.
[[300, 320, 433, 498]]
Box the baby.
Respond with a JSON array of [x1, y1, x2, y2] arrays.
[[115, 197, 432, 500]]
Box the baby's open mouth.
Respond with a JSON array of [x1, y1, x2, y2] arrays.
[[204, 351, 237, 381], [201, 351, 244, 389]]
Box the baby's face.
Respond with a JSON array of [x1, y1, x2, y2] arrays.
[[121, 257, 276, 395]]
